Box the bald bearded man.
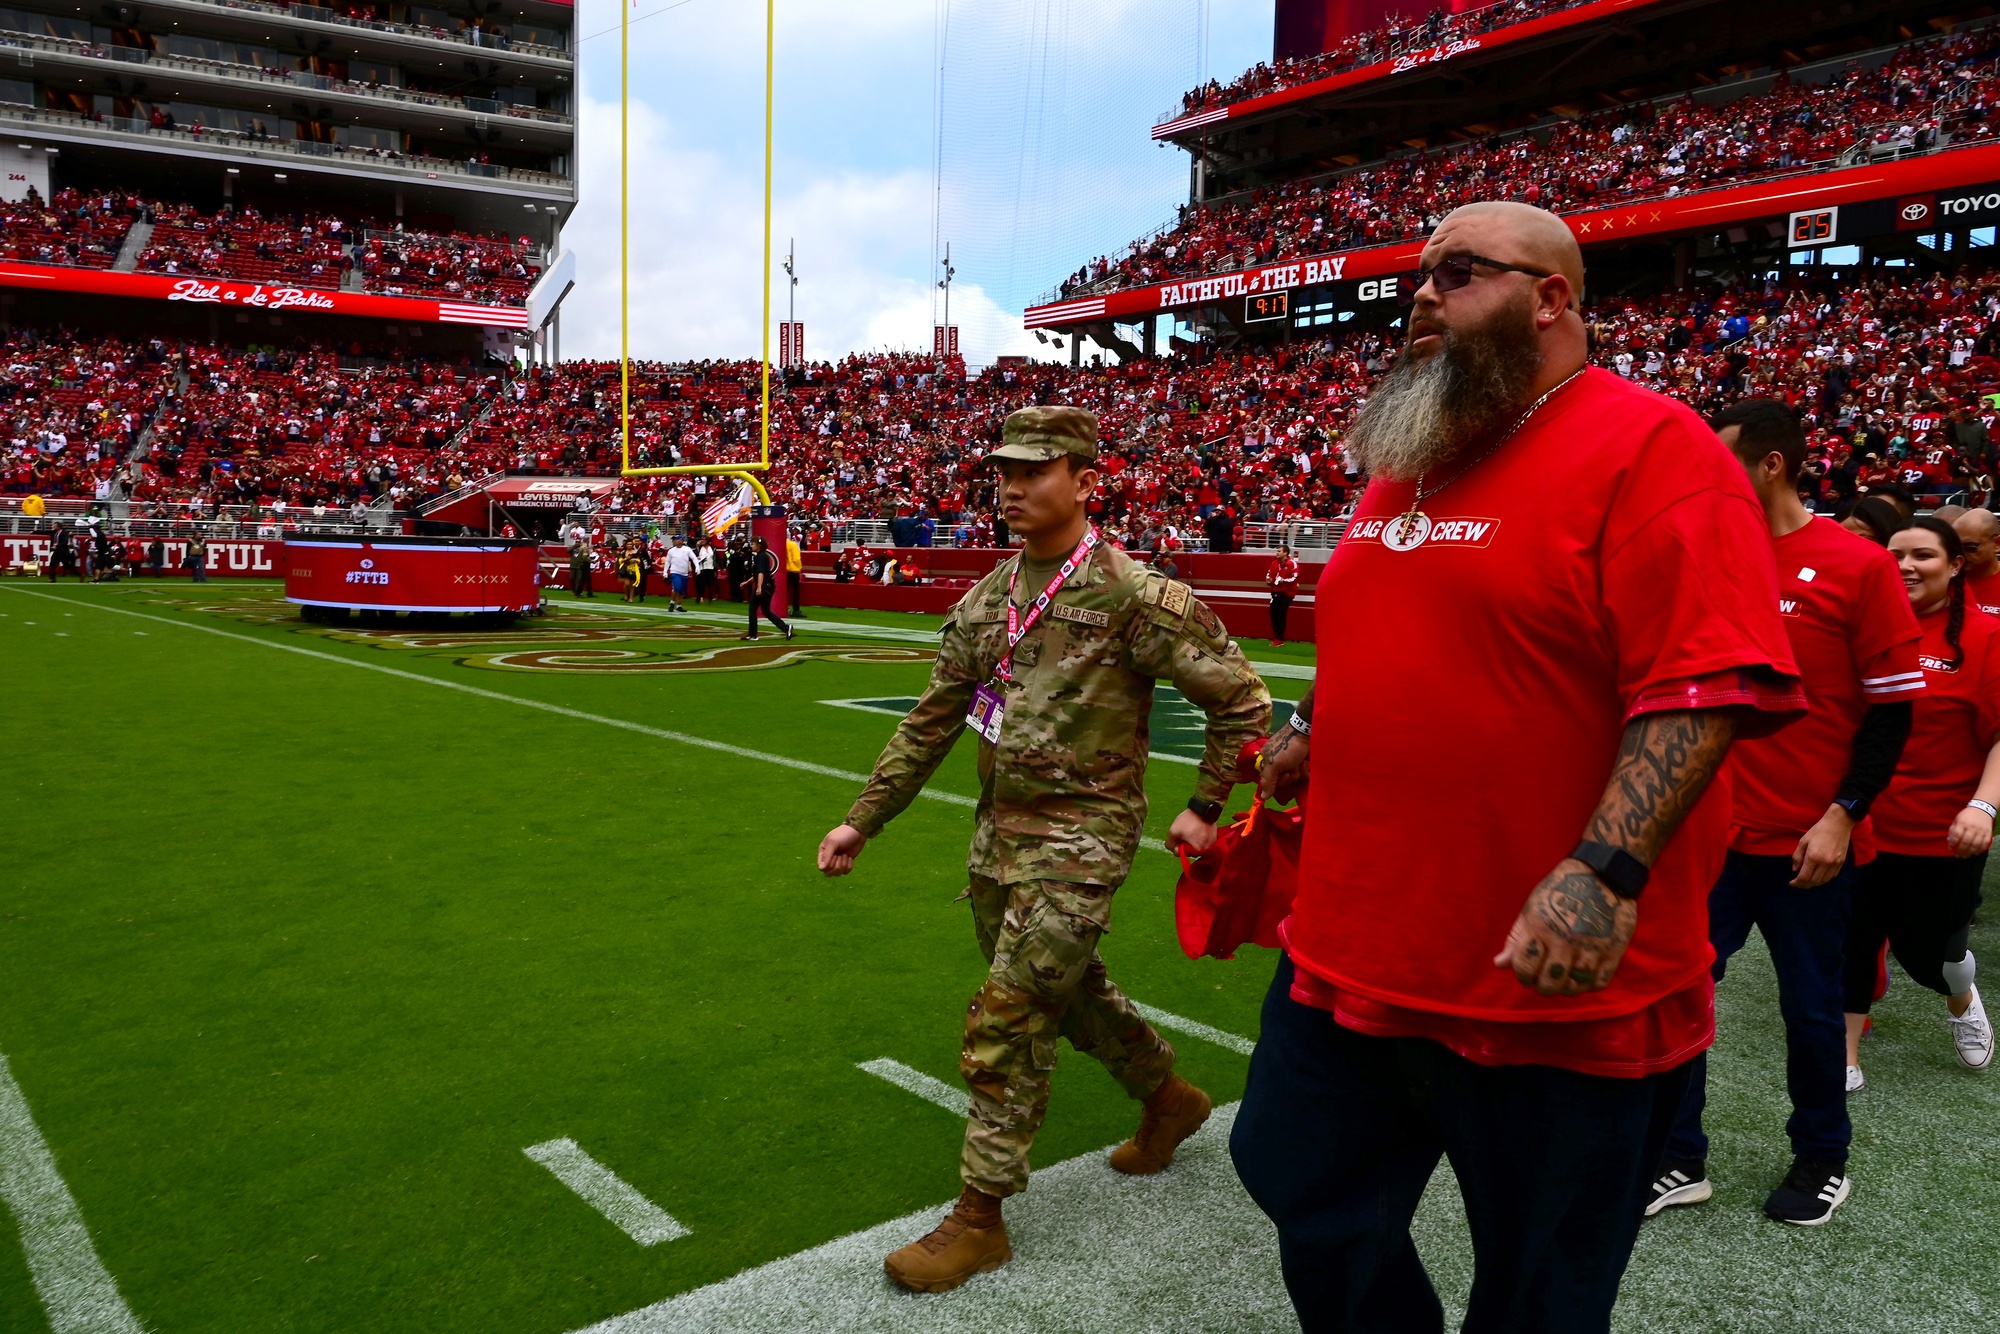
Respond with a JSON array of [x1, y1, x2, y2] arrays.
[[1236, 202, 1802, 1332], [1953, 509, 2000, 616]]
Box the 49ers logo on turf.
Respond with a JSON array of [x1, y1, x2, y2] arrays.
[[1346, 515, 1500, 551]]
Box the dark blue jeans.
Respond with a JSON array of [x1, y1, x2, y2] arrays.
[[1665, 849, 1854, 1165], [1231, 955, 1692, 1334]]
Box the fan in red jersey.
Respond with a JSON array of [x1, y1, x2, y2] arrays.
[[1237, 202, 1802, 1332], [1843, 516, 1999, 1086], [1654, 399, 1925, 1229]]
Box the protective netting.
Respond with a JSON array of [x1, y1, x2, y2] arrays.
[[930, 0, 1208, 324]]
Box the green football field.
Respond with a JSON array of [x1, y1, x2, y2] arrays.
[[1, 579, 1996, 1333]]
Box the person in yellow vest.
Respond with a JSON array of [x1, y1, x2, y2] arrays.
[[785, 533, 803, 615]]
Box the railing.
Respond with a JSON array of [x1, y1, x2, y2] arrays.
[[0, 101, 573, 190], [412, 467, 504, 515], [0, 496, 402, 539], [149, 0, 569, 59], [1155, 0, 1609, 126], [1040, 123, 1987, 309], [0, 29, 572, 127]]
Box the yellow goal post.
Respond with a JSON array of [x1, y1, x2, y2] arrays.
[[616, 0, 774, 507]]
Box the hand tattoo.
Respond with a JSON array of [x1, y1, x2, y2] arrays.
[[1536, 870, 1624, 942]]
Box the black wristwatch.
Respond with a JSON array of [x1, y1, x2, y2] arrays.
[[1570, 840, 1650, 901], [1187, 796, 1225, 824]]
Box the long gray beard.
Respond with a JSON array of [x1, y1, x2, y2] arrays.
[[1347, 319, 1543, 482]]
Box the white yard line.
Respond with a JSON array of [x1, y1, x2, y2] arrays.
[[4, 588, 1188, 855], [0, 586, 963, 800], [1132, 1003, 1257, 1057], [0, 1052, 145, 1334], [857, 1060, 966, 1114], [819, 699, 1199, 767], [562, 1102, 1303, 1334], [571, 599, 1316, 680], [523, 1139, 691, 1246]]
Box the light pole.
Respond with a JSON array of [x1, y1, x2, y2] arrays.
[[783, 238, 797, 365], [937, 241, 955, 359]]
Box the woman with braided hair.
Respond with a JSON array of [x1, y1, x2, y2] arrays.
[[1843, 515, 2000, 1088]]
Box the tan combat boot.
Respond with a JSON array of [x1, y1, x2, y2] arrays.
[[1109, 1073, 1213, 1175], [883, 1185, 1012, 1293]]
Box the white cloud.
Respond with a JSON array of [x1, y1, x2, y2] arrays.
[[560, 95, 1039, 366], [556, 0, 1277, 366]]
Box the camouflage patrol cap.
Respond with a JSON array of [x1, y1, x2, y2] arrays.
[[987, 406, 1098, 464]]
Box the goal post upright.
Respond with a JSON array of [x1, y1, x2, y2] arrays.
[[618, 0, 775, 507]]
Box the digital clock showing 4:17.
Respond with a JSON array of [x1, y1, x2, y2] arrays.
[[1244, 290, 1290, 323]]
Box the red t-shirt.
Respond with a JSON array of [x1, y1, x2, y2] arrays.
[[1871, 607, 2000, 856], [1285, 368, 1800, 1074], [1729, 517, 1925, 854], [1964, 567, 2000, 618]]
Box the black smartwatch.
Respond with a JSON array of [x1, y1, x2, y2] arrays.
[[1570, 840, 1650, 901], [1187, 796, 1225, 824]]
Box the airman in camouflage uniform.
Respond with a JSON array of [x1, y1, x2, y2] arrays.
[[820, 405, 1270, 1293]]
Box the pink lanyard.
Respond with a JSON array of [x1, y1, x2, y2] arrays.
[[997, 528, 1098, 682]]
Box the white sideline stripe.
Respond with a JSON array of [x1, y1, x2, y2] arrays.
[[1132, 1002, 1257, 1056], [818, 699, 1200, 768], [857, 1059, 965, 1114], [12, 589, 1171, 856], [585, 599, 1319, 679], [0, 1052, 145, 1334], [524, 1139, 690, 1246], [561, 1102, 1308, 1334], [0, 587, 975, 798]]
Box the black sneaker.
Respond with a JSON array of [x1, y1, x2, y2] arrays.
[[1643, 1157, 1712, 1217], [1763, 1157, 1850, 1225]]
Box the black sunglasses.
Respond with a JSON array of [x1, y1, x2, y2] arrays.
[[1397, 254, 1555, 304]]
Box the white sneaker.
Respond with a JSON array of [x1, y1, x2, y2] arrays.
[[1948, 985, 1994, 1070], [1845, 1064, 1865, 1093]]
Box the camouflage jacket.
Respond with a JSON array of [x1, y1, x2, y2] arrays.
[[845, 541, 1271, 886]]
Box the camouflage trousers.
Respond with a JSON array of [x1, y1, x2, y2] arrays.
[[959, 874, 1177, 1198]]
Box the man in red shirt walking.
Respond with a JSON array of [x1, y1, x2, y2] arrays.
[[1651, 399, 1923, 1226], [1240, 203, 1802, 1331], [1265, 544, 1300, 644]]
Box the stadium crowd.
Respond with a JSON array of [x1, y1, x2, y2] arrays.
[[0, 189, 140, 268], [1172, 0, 1595, 116], [10, 265, 2000, 545], [0, 188, 541, 305], [1067, 32, 1998, 300]]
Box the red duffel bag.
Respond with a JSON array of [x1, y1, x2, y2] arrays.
[[1174, 798, 1305, 961]]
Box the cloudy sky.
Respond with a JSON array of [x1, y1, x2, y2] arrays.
[[559, 0, 1271, 366]]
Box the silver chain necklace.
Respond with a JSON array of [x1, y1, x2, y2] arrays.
[[1392, 366, 1586, 548]]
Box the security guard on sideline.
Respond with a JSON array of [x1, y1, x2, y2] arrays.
[[818, 406, 1270, 1293]]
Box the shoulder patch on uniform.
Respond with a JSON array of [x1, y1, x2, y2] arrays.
[[1160, 581, 1191, 616], [1050, 602, 1111, 628], [1192, 600, 1225, 641]]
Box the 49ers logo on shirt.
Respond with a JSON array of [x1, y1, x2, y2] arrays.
[[1347, 514, 1501, 552]]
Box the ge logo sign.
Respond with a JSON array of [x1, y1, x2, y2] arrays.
[[359, 559, 375, 569], [1902, 202, 1931, 223]]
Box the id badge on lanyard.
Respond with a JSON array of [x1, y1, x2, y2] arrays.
[[965, 528, 1098, 744]]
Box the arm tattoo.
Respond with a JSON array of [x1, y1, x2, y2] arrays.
[[1271, 684, 1315, 740], [1585, 708, 1737, 865]]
